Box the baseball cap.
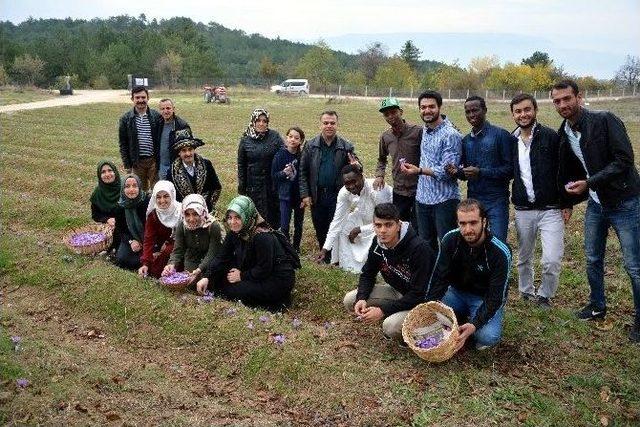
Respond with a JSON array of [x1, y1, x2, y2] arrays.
[[379, 97, 401, 112]]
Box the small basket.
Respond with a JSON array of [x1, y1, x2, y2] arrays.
[[402, 301, 460, 363], [159, 272, 192, 291], [63, 224, 113, 255]]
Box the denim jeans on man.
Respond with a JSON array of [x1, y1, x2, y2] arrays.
[[474, 196, 509, 243], [415, 199, 459, 250], [442, 286, 504, 348], [584, 196, 640, 317]]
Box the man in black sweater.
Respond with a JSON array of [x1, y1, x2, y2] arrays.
[[426, 199, 512, 351], [553, 79, 640, 343], [343, 203, 435, 341]]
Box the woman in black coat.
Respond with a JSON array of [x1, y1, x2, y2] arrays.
[[237, 108, 284, 228], [114, 174, 150, 270]]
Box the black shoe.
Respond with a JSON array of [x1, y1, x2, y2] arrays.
[[536, 296, 552, 309], [575, 303, 606, 320], [521, 292, 536, 302], [630, 317, 640, 343]]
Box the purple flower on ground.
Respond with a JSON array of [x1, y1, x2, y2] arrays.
[[292, 318, 302, 329], [323, 321, 334, 330], [225, 307, 238, 316], [273, 334, 286, 345], [259, 315, 270, 323], [16, 378, 29, 388], [246, 321, 255, 330], [11, 336, 21, 344]]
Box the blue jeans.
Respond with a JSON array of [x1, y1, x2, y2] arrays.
[[584, 196, 640, 317], [442, 286, 505, 348], [279, 199, 304, 252], [474, 196, 509, 242], [415, 199, 459, 250]]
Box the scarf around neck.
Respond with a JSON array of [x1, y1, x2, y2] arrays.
[[243, 108, 270, 140], [171, 154, 208, 200], [118, 174, 146, 242], [182, 193, 214, 230], [146, 180, 182, 229], [90, 160, 121, 212]]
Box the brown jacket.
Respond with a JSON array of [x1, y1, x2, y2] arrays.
[[375, 121, 422, 196]]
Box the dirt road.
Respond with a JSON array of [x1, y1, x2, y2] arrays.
[[0, 89, 129, 113]]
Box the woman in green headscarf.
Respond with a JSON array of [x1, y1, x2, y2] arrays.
[[196, 195, 297, 311], [90, 160, 122, 251], [114, 174, 150, 270]]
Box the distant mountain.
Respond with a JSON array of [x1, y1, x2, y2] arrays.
[[319, 32, 628, 79]]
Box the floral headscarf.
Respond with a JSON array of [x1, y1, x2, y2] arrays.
[[243, 108, 270, 140], [146, 180, 182, 229], [182, 193, 214, 230]]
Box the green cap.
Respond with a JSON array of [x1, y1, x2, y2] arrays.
[[379, 97, 401, 112]]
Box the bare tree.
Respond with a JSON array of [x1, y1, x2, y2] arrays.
[[615, 55, 640, 89], [357, 42, 387, 84]]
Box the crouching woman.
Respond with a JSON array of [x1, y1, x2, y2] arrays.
[[196, 195, 296, 311]]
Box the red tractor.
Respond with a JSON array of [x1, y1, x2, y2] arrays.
[[203, 85, 230, 104]]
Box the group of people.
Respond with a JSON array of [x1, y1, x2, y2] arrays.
[[91, 79, 639, 352]]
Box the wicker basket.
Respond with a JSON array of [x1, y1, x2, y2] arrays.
[[159, 272, 192, 291], [63, 224, 113, 255], [402, 301, 460, 363]]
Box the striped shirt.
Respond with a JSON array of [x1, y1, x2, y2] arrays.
[[416, 117, 462, 205], [135, 112, 154, 158]]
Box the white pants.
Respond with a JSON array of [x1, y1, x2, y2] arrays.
[[343, 284, 408, 340], [514, 209, 565, 298]]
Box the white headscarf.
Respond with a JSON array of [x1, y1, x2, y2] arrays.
[[147, 180, 182, 229], [182, 193, 214, 230]]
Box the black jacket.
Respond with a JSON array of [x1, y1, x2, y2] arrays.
[[299, 135, 357, 202], [237, 130, 284, 215], [425, 229, 512, 330], [511, 123, 571, 209], [118, 107, 163, 170], [357, 224, 434, 316], [558, 108, 640, 208], [159, 115, 190, 163]]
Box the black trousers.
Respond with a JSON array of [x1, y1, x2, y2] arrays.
[[213, 268, 294, 311], [392, 192, 417, 227], [311, 188, 338, 261]]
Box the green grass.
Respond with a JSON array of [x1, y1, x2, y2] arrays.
[[1, 90, 639, 425], [0, 86, 56, 105]]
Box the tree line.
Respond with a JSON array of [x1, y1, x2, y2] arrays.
[[1, 15, 638, 94]]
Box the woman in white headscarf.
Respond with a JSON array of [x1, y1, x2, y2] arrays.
[[162, 193, 223, 286], [138, 181, 182, 278]]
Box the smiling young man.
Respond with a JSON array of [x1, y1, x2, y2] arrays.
[[425, 199, 512, 351], [374, 97, 422, 222], [118, 86, 162, 191], [509, 93, 572, 308], [318, 164, 392, 273], [552, 79, 640, 342], [343, 203, 434, 341]]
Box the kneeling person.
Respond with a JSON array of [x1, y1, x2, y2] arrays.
[[426, 199, 512, 351], [343, 203, 435, 340]]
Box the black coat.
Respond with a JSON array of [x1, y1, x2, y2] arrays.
[[118, 107, 162, 170], [510, 123, 571, 209], [558, 108, 640, 208]]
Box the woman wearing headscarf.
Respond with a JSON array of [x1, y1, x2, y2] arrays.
[[138, 180, 182, 279], [114, 174, 150, 270], [196, 196, 297, 311], [237, 108, 284, 228], [91, 160, 122, 250], [162, 193, 223, 286]]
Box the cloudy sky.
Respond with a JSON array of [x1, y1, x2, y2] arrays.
[[3, 0, 639, 77]]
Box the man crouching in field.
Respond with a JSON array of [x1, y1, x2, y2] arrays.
[[343, 203, 434, 341]]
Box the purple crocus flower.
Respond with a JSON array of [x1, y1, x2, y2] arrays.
[[323, 321, 334, 330], [225, 307, 238, 317], [292, 318, 302, 329], [273, 334, 286, 345], [201, 291, 214, 303], [246, 321, 255, 330], [16, 378, 29, 388], [259, 315, 270, 324], [10, 336, 21, 344]]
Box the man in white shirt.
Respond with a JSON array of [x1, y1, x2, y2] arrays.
[[317, 164, 392, 273]]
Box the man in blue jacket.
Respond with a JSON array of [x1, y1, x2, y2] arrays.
[[553, 79, 640, 342]]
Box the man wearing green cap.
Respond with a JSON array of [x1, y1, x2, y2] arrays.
[[374, 97, 422, 223]]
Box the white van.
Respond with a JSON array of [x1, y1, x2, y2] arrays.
[[270, 79, 309, 95]]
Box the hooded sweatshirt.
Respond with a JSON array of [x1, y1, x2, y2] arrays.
[[356, 222, 435, 316]]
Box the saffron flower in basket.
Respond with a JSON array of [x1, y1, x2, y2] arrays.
[[68, 231, 107, 247], [159, 271, 192, 286]]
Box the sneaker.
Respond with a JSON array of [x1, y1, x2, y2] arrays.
[[630, 317, 640, 343], [536, 296, 552, 309], [520, 292, 536, 302], [575, 303, 606, 321]]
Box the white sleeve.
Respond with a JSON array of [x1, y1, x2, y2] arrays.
[[322, 187, 351, 251]]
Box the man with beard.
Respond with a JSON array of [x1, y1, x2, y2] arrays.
[[158, 98, 190, 180], [317, 164, 392, 273], [509, 93, 572, 308], [426, 199, 512, 351], [118, 86, 162, 191], [446, 96, 515, 242], [343, 203, 434, 341], [167, 128, 222, 212], [374, 97, 422, 222], [400, 90, 462, 250], [552, 79, 640, 342]]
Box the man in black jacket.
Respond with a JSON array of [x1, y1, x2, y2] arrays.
[[158, 98, 190, 180], [300, 111, 359, 262], [118, 86, 162, 191], [553, 79, 640, 342], [510, 93, 572, 308], [343, 203, 434, 341], [426, 199, 512, 351]]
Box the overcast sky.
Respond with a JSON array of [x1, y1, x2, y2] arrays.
[[2, 0, 639, 77]]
